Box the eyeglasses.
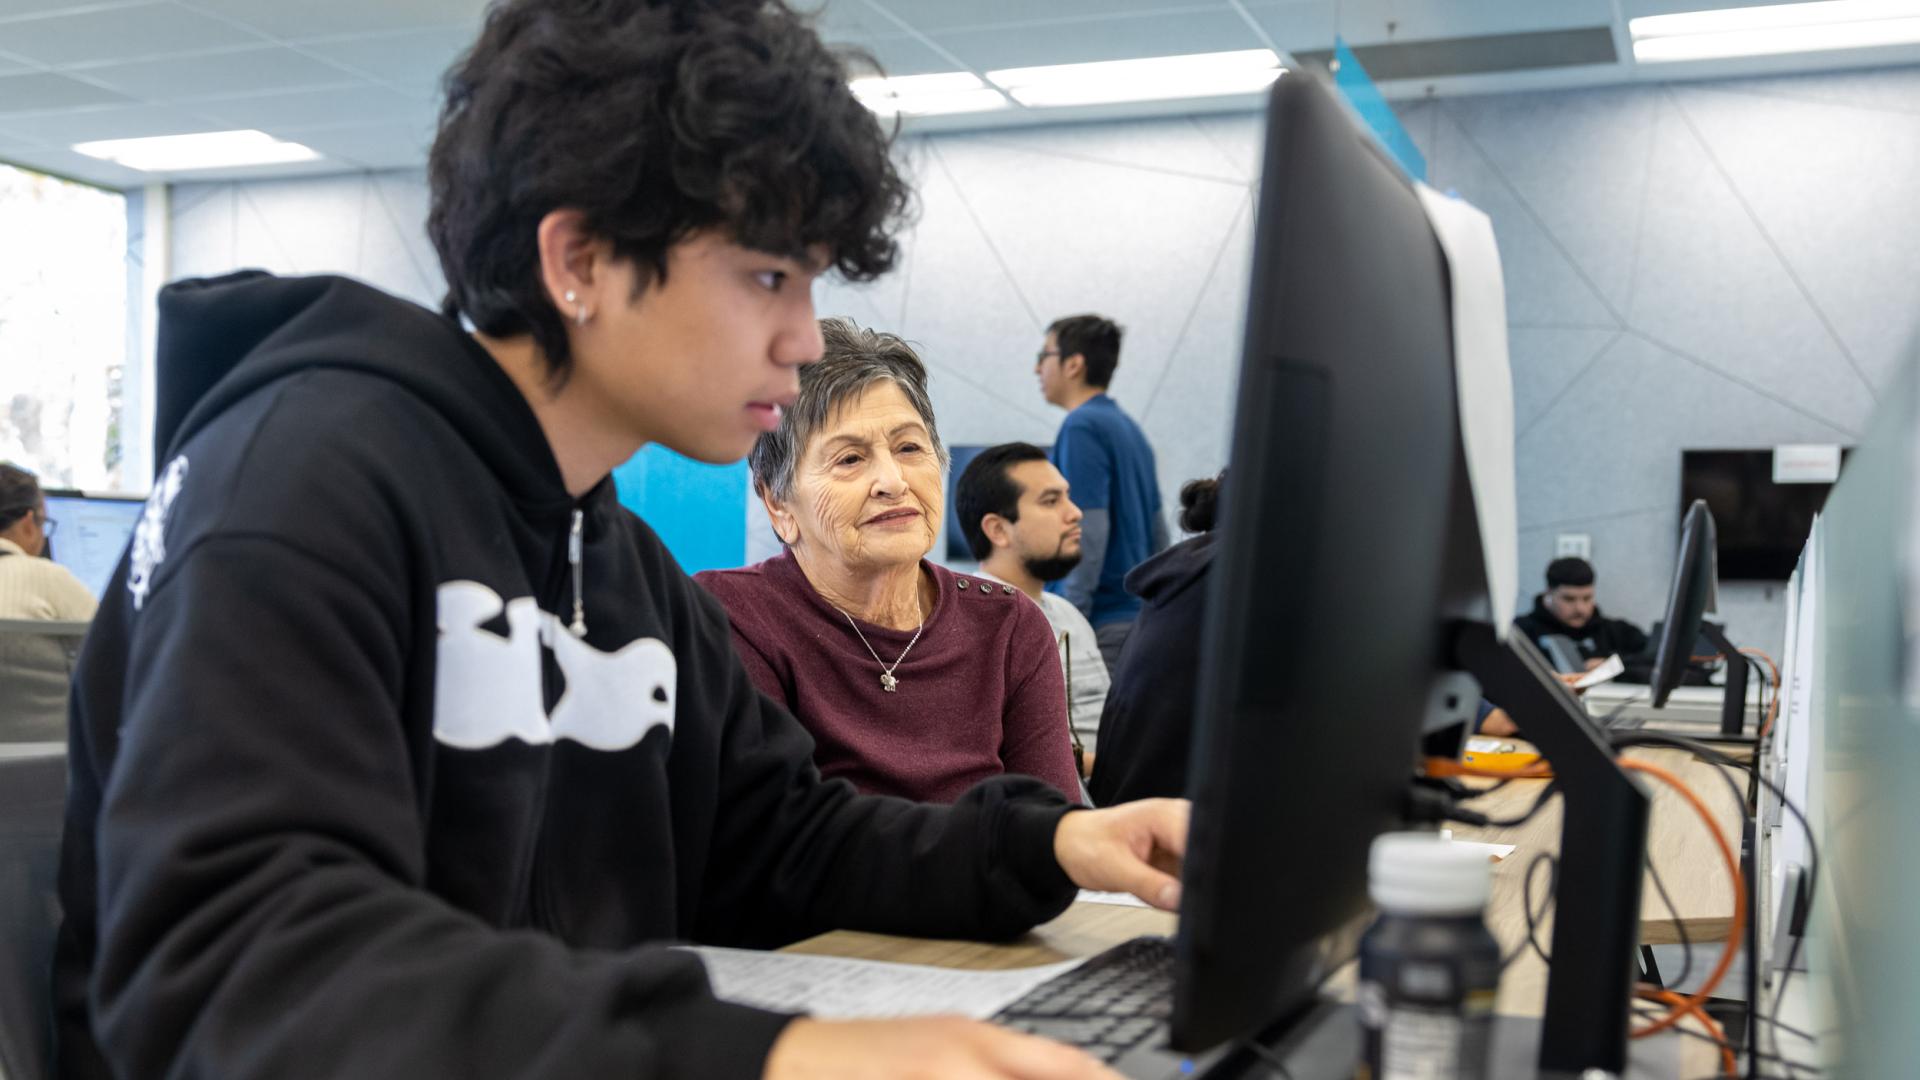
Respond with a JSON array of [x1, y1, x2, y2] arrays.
[[1035, 350, 1061, 364], [39, 514, 57, 538]]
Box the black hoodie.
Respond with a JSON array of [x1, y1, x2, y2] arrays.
[[1511, 594, 1651, 666], [54, 272, 1077, 1079], [1087, 531, 1218, 806]]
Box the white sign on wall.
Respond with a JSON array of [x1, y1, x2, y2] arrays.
[[1773, 444, 1842, 484]]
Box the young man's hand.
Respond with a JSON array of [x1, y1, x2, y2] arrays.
[[1052, 798, 1189, 911], [764, 1016, 1125, 1080]]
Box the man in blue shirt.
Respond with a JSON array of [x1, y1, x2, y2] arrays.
[[1036, 313, 1168, 672]]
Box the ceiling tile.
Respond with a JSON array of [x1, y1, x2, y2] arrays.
[[0, 0, 147, 19], [881, 0, 1232, 35], [813, 0, 908, 41], [0, 102, 226, 144], [190, 84, 436, 133], [0, 3, 265, 66], [295, 26, 473, 93], [291, 122, 434, 170], [0, 72, 132, 113], [188, 0, 488, 41], [929, 10, 1264, 70], [835, 34, 964, 77], [78, 46, 361, 99]]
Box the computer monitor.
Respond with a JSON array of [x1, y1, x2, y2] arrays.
[[1649, 499, 1720, 708], [40, 491, 144, 600], [1170, 73, 1650, 1078], [1171, 72, 1485, 1053]]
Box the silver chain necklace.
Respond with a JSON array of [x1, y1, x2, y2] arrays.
[[837, 608, 925, 692]]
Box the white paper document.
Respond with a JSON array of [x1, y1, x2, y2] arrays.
[[1413, 182, 1519, 638], [1075, 889, 1151, 908], [685, 946, 1087, 1020], [1573, 653, 1626, 689]]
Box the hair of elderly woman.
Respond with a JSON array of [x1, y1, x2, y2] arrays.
[[749, 317, 948, 504]]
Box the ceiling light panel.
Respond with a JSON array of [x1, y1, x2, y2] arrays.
[[850, 72, 1010, 116], [1631, 0, 1920, 62], [72, 129, 323, 171]]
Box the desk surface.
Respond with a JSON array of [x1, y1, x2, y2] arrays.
[[789, 744, 1739, 1075], [1454, 743, 1746, 948]]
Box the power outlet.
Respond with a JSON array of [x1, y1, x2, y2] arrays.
[[1555, 533, 1591, 560]]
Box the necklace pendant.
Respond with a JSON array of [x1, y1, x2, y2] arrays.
[[880, 672, 898, 693]]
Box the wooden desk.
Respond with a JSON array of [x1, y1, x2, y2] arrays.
[[784, 901, 1175, 970], [789, 745, 1741, 1075]]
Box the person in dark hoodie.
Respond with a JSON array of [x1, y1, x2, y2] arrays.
[[1511, 555, 1650, 671], [53, 3, 1187, 1078], [1087, 473, 1223, 806]]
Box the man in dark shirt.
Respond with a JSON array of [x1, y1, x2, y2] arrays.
[[1512, 556, 1650, 670]]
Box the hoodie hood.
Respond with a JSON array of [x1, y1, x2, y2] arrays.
[[1123, 530, 1218, 607], [155, 271, 574, 517], [1525, 592, 1610, 637]]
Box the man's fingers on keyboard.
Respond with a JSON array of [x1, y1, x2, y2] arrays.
[[981, 1026, 1127, 1079]]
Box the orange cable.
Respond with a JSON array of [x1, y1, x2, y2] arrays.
[[1618, 758, 1746, 1040], [1638, 985, 1737, 1075], [1421, 754, 1746, 1045], [1740, 647, 1783, 738]]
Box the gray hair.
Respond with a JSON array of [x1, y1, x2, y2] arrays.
[[750, 317, 949, 504]]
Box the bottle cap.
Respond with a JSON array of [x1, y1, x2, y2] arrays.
[[1368, 831, 1493, 915]]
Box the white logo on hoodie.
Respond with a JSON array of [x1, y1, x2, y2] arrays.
[[128, 455, 189, 611], [432, 580, 677, 751]]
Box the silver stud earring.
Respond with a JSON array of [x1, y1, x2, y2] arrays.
[[563, 290, 588, 328]]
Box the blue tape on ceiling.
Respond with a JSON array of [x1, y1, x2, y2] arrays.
[[1331, 36, 1427, 182]]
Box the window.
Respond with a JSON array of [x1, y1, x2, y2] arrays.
[[0, 163, 128, 490]]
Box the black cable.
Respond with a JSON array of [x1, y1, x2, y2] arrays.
[[1762, 1014, 1814, 1044], [1520, 850, 1556, 967], [1237, 1035, 1297, 1079], [1639, 1014, 1822, 1075], [1645, 855, 1695, 991], [1600, 690, 1650, 729], [1456, 776, 1516, 801], [1767, 935, 1810, 1079], [1478, 780, 1560, 829], [1609, 732, 1824, 1080]]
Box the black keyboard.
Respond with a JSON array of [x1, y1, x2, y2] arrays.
[[992, 936, 1175, 1064]]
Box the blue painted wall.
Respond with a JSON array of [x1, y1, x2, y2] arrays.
[[611, 444, 748, 574]]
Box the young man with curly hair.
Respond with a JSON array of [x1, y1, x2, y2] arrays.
[[53, 2, 1184, 1077]]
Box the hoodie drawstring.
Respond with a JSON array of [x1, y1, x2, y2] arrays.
[[568, 508, 587, 638]]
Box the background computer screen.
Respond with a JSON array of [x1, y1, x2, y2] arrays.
[[42, 492, 144, 599], [1681, 449, 1845, 580]]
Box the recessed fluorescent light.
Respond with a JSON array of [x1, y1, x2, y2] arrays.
[[987, 49, 1283, 108], [72, 129, 322, 172], [1631, 0, 1920, 63], [850, 72, 1010, 116]]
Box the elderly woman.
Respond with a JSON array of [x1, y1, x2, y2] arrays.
[[696, 319, 1081, 803]]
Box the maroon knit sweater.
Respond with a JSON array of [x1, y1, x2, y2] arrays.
[[695, 551, 1080, 804]]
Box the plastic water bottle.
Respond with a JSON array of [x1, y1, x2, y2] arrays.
[[1357, 832, 1501, 1080]]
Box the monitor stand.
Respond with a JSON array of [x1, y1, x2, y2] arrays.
[[1453, 622, 1652, 1078]]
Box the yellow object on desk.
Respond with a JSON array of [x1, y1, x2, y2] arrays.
[[1460, 735, 1542, 772]]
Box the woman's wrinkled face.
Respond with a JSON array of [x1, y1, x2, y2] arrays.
[[779, 380, 944, 575]]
